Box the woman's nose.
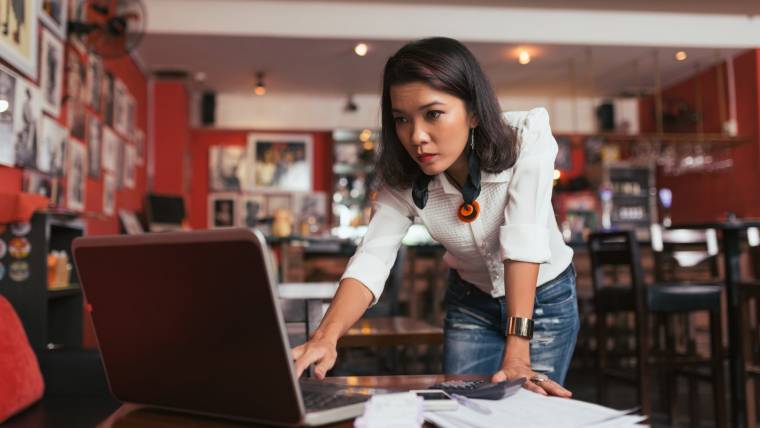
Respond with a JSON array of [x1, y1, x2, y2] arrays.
[[410, 123, 429, 147]]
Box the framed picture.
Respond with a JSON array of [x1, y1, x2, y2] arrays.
[[125, 93, 135, 132], [22, 170, 53, 199], [113, 78, 127, 135], [123, 143, 136, 189], [208, 193, 237, 229], [119, 210, 144, 234], [66, 139, 86, 211], [66, 47, 86, 140], [265, 193, 292, 217], [134, 128, 145, 165], [238, 194, 266, 228], [13, 79, 41, 169], [102, 127, 119, 172], [0, 66, 17, 166], [247, 133, 312, 191], [86, 53, 103, 112], [39, 28, 63, 117], [102, 172, 116, 215], [0, 0, 39, 79], [102, 71, 114, 126], [293, 191, 327, 228], [87, 115, 101, 178], [40, 115, 67, 176], [39, 0, 68, 38], [208, 145, 247, 192]]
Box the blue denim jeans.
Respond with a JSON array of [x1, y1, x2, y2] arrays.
[[443, 264, 580, 385]]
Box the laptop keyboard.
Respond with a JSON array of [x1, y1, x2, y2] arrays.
[[302, 390, 369, 411]]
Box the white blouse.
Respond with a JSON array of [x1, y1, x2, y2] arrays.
[[341, 107, 574, 304]]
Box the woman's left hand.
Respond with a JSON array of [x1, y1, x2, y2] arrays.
[[491, 356, 573, 398]]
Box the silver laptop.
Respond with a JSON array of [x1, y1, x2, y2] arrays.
[[72, 228, 370, 426]]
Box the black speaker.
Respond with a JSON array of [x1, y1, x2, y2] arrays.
[[201, 92, 216, 126], [596, 102, 615, 132]]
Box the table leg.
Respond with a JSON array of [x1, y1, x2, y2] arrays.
[[723, 229, 751, 427]]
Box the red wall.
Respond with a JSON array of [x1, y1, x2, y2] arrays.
[[189, 129, 333, 229], [639, 49, 760, 222], [152, 81, 190, 195]]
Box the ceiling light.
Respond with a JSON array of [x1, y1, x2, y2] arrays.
[[518, 50, 531, 65], [194, 71, 207, 82], [675, 51, 687, 61], [354, 43, 368, 57], [0, 99, 8, 113], [254, 72, 266, 96]]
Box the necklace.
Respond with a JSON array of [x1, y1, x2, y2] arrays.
[[445, 171, 480, 223]]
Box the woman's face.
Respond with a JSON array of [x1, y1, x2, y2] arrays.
[[390, 82, 475, 176]]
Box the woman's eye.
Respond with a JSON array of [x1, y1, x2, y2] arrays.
[[427, 110, 443, 120], [393, 116, 407, 124]]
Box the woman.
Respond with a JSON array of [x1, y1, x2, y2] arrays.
[[292, 37, 579, 397]]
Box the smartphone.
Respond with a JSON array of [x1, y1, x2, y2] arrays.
[[410, 389, 459, 411]]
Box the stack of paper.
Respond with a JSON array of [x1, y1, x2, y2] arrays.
[[424, 389, 647, 428], [355, 392, 425, 428]]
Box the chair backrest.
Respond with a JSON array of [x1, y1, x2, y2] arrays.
[[650, 224, 719, 282], [587, 230, 647, 313]]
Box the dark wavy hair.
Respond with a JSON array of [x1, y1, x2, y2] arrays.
[[377, 37, 517, 190]]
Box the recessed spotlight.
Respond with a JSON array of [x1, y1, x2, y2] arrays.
[[354, 43, 368, 57], [194, 71, 207, 82], [675, 51, 687, 61], [518, 50, 531, 65]]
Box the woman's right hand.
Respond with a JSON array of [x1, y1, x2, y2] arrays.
[[291, 335, 338, 380]]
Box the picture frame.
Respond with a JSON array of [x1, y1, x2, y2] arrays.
[[86, 53, 103, 112], [293, 191, 327, 229], [119, 209, 144, 234], [246, 133, 312, 191], [66, 46, 86, 140], [102, 127, 119, 172], [39, 28, 63, 117], [237, 193, 266, 228], [208, 193, 237, 229], [65, 138, 86, 211], [0, 65, 17, 166], [87, 115, 102, 178], [13, 78, 41, 169], [208, 145, 247, 192], [122, 143, 136, 189], [40, 115, 67, 176], [22, 169, 53, 199], [265, 192, 292, 217], [39, 0, 68, 39], [0, 0, 39, 80], [102, 172, 116, 215]]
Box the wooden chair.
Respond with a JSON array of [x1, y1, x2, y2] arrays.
[[589, 230, 726, 427]]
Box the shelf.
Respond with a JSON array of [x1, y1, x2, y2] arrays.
[[48, 284, 82, 300]]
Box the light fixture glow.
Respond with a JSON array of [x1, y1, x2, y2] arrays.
[[254, 71, 266, 96], [359, 129, 372, 142], [354, 43, 368, 57], [675, 51, 687, 61], [553, 169, 561, 180], [0, 99, 8, 113], [194, 71, 207, 82], [518, 50, 531, 65]]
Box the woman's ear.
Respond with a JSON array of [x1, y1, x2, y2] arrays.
[[469, 113, 478, 128]]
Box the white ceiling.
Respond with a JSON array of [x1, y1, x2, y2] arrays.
[[137, 34, 744, 98]]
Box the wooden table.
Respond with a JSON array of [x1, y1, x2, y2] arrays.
[[96, 375, 484, 428], [338, 317, 443, 348]]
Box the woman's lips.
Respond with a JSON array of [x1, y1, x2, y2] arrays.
[[418, 154, 437, 164]]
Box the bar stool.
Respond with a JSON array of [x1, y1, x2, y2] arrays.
[[589, 230, 727, 427], [740, 227, 760, 425]]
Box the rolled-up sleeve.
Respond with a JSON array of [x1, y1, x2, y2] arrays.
[[500, 107, 558, 264], [341, 188, 413, 305]]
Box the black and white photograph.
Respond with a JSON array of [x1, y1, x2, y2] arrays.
[[22, 169, 53, 198], [87, 115, 101, 178], [208, 194, 237, 229], [293, 191, 328, 230], [238, 194, 266, 228], [134, 128, 145, 165], [0, 0, 39, 79], [40, 115, 66, 175], [66, 139, 86, 211], [126, 93, 136, 133], [113, 78, 127, 135], [102, 172, 115, 216], [102, 71, 114, 126], [40, 0, 68, 38], [0, 66, 17, 166], [13, 79, 40, 169], [123, 143, 136, 189], [39, 28, 63, 116], [86, 53, 103, 112], [102, 127, 119, 172], [247, 133, 312, 191], [66, 46, 86, 140], [209, 145, 247, 192]]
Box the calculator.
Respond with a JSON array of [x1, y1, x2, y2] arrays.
[[427, 377, 525, 400]]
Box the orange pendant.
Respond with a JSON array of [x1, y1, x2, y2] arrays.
[[457, 200, 480, 223]]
